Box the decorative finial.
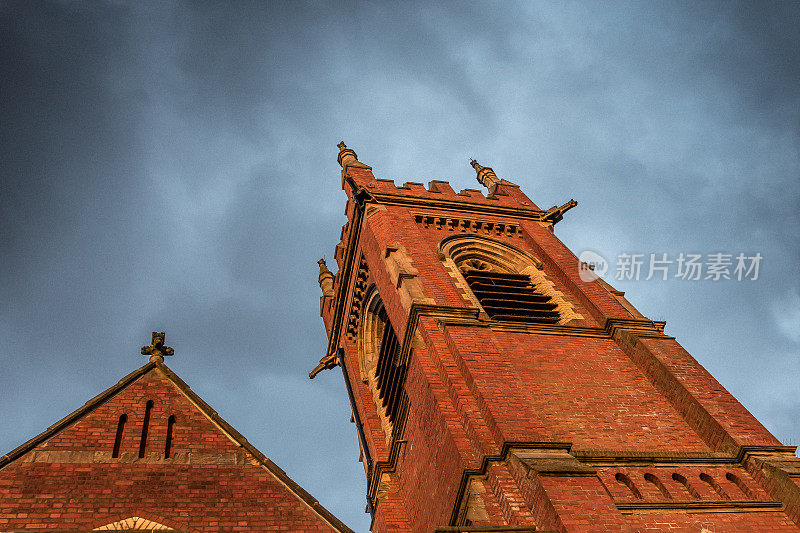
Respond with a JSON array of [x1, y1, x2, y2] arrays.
[[470, 159, 500, 193], [337, 141, 371, 170], [318, 258, 335, 297], [141, 332, 174, 363]]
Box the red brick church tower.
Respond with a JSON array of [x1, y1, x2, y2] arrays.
[[312, 143, 800, 532]]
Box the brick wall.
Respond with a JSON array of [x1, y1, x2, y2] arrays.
[[0, 367, 348, 532]]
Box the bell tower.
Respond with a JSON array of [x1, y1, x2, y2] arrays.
[[312, 143, 800, 533]]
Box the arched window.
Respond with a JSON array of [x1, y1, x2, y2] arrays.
[[644, 473, 672, 499], [112, 414, 127, 458], [358, 285, 408, 443], [438, 235, 581, 324], [672, 472, 701, 499], [700, 473, 730, 500], [615, 472, 643, 499], [725, 472, 754, 499], [138, 400, 153, 458], [164, 415, 176, 459]]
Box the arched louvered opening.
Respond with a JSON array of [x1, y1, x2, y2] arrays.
[[644, 473, 672, 499], [461, 269, 560, 323], [374, 310, 405, 427], [672, 472, 702, 499], [438, 234, 580, 324], [164, 415, 176, 459], [112, 414, 127, 458], [700, 473, 731, 500], [358, 285, 409, 443], [615, 473, 643, 499], [725, 472, 755, 499], [138, 400, 153, 458]]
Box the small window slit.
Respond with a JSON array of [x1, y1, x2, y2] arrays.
[[164, 415, 175, 459], [138, 400, 153, 458], [112, 414, 127, 458]]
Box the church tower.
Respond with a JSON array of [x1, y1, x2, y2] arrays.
[[312, 143, 800, 532]]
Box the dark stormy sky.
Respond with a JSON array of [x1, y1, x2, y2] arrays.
[[1, 1, 798, 530]]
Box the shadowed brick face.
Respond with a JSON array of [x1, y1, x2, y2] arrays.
[[0, 365, 351, 532], [317, 147, 800, 532]]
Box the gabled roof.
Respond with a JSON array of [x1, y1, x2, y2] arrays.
[[0, 360, 354, 533]]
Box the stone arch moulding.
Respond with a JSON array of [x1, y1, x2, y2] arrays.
[[437, 233, 583, 324], [357, 284, 394, 443]]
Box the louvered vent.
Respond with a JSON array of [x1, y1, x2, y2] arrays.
[[463, 270, 560, 323], [374, 314, 406, 426]]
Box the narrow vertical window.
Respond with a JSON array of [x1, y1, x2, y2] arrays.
[[164, 415, 176, 459], [138, 400, 153, 458], [112, 414, 127, 458]]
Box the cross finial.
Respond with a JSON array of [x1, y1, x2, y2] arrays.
[[141, 331, 174, 363]]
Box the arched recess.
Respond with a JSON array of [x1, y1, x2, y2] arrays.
[[357, 284, 407, 444], [438, 234, 582, 324]]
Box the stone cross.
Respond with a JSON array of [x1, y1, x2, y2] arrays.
[[141, 331, 174, 363]]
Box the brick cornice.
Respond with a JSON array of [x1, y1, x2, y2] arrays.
[[616, 500, 784, 514], [433, 526, 556, 533], [572, 445, 797, 466], [361, 189, 548, 221], [444, 441, 797, 527], [412, 309, 671, 342]]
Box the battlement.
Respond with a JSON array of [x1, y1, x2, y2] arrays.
[[346, 166, 541, 211]]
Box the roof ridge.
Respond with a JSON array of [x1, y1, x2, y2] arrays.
[[0, 361, 157, 469], [0, 360, 355, 533], [154, 363, 355, 533]]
